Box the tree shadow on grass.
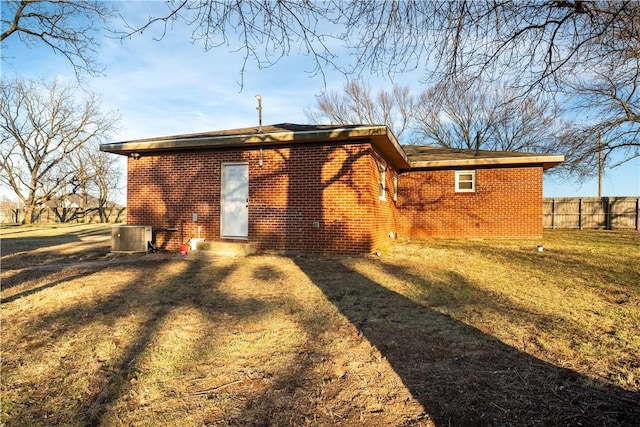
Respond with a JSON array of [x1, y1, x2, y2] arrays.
[[73, 255, 280, 426], [427, 237, 639, 300], [293, 256, 640, 426], [1, 267, 95, 303], [0, 225, 111, 257], [196, 257, 427, 426], [8, 255, 275, 426], [1, 236, 111, 271]]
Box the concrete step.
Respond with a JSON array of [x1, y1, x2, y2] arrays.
[[195, 240, 258, 256]]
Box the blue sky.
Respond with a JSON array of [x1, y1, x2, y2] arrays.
[[2, 1, 639, 202]]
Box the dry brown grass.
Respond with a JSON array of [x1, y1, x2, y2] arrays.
[[1, 225, 638, 426]]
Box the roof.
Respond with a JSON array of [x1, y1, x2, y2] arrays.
[[100, 123, 563, 170], [402, 145, 564, 170], [100, 123, 410, 170]]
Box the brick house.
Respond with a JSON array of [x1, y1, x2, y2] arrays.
[[100, 123, 563, 254]]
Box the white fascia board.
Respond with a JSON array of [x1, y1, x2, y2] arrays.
[[410, 155, 565, 170]]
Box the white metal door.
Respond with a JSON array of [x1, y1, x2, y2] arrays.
[[221, 163, 249, 238]]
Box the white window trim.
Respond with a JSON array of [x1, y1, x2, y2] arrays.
[[379, 166, 387, 201], [393, 176, 398, 202], [455, 170, 476, 193]]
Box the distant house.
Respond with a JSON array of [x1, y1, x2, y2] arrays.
[[44, 194, 123, 210], [100, 123, 563, 253], [43, 194, 125, 224]]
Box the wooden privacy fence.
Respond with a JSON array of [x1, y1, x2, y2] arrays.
[[543, 197, 640, 230]]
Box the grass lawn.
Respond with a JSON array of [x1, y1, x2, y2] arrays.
[[1, 224, 639, 426]]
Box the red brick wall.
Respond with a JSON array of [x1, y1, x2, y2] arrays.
[[398, 167, 544, 238], [368, 150, 401, 249], [250, 141, 377, 253], [127, 141, 386, 254], [127, 144, 544, 253]]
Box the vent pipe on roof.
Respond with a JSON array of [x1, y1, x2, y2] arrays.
[[255, 95, 263, 133]]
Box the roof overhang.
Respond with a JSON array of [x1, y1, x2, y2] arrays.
[[410, 155, 565, 170], [101, 124, 564, 171], [401, 145, 564, 170], [100, 124, 411, 170]]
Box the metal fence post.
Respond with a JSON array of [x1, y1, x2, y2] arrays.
[[578, 198, 582, 230]]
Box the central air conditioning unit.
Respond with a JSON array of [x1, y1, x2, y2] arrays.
[[111, 225, 153, 253]]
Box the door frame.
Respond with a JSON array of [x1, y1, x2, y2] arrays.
[[220, 162, 249, 239]]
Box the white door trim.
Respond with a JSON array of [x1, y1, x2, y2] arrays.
[[220, 162, 249, 239]]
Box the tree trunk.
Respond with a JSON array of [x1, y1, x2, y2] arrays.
[[22, 205, 35, 224]]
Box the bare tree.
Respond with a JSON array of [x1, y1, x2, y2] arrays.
[[559, 42, 640, 176], [0, 78, 119, 224], [1, 0, 116, 77], [90, 149, 123, 222], [68, 143, 123, 222], [412, 77, 495, 151], [305, 80, 416, 142], [412, 76, 563, 153], [308, 76, 563, 154], [0, 194, 20, 223]]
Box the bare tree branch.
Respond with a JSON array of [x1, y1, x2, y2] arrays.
[[1, 0, 116, 78], [116, 0, 345, 88], [305, 79, 417, 142]]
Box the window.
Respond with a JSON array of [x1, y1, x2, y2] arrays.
[[393, 176, 398, 201], [378, 164, 386, 201], [455, 170, 476, 192]]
